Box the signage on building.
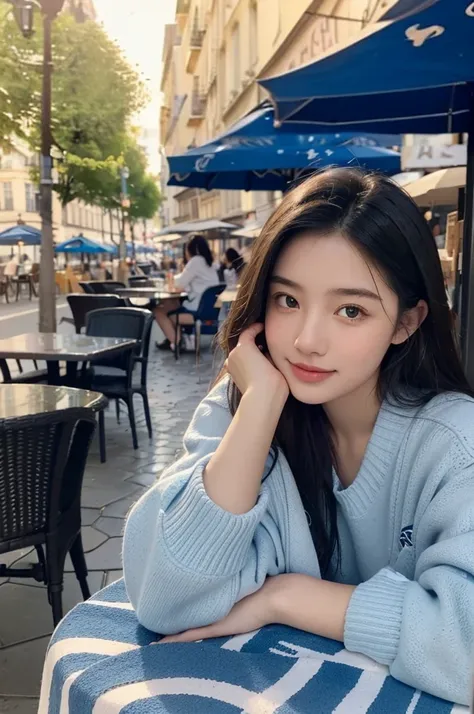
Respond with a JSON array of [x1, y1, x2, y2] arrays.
[[263, 13, 360, 78], [402, 142, 467, 169]]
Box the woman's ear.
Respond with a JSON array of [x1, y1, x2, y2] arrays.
[[392, 300, 428, 345]]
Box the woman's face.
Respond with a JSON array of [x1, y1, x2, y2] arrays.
[[185, 247, 191, 262], [265, 232, 424, 406]]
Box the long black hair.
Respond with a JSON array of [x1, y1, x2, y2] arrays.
[[218, 167, 472, 577], [225, 248, 246, 275], [187, 233, 214, 267]]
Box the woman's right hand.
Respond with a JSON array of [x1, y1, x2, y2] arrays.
[[226, 323, 289, 400]]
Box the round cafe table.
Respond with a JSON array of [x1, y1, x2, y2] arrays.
[[0, 382, 107, 419], [38, 579, 466, 714]]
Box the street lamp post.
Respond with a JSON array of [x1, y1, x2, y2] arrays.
[[9, 0, 67, 333]]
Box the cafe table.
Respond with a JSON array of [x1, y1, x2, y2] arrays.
[[38, 578, 467, 714], [0, 332, 137, 387], [116, 287, 188, 302], [0, 382, 107, 420]]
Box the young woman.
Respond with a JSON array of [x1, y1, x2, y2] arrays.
[[124, 168, 474, 705], [155, 233, 219, 351], [222, 247, 246, 287]]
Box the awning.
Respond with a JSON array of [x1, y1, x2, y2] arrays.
[[159, 233, 187, 243], [258, 0, 473, 133], [153, 219, 237, 236], [0, 224, 41, 246], [55, 235, 116, 254], [231, 221, 265, 239], [405, 166, 466, 205], [167, 104, 401, 192]]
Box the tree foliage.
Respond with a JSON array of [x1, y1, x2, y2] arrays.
[[0, 8, 152, 213]]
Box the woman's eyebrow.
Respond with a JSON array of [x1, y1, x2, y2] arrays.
[[270, 275, 302, 289], [270, 277, 381, 302], [329, 287, 382, 301]]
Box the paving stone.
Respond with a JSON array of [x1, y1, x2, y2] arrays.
[[0, 571, 104, 644], [0, 697, 39, 713], [125, 471, 158, 487], [101, 493, 142, 518], [82, 538, 123, 571], [0, 637, 50, 696], [94, 517, 125, 538], [81, 508, 101, 526], [81, 526, 109, 553], [81, 481, 139, 509]]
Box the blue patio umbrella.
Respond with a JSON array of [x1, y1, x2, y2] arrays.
[[167, 105, 401, 192], [259, 0, 472, 133], [55, 235, 116, 254], [0, 224, 41, 246], [258, 0, 474, 378]]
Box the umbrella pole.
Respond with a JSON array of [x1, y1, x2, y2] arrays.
[[460, 87, 474, 384]]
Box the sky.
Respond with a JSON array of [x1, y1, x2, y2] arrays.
[[93, 0, 177, 173]]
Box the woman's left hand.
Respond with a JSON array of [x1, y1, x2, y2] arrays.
[[160, 576, 282, 644]]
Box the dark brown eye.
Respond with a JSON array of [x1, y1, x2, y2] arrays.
[[339, 306, 361, 319], [276, 294, 298, 309]]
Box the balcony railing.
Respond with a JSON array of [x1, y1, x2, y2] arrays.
[[176, 0, 190, 15], [190, 27, 205, 48], [191, 93, 206, 116]]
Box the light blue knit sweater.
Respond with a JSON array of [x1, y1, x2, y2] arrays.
[[123, 377, 474, 705]]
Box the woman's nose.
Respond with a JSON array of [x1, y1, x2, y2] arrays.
[[294, 316, 328, 356]]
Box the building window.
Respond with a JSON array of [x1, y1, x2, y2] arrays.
[[231, 23, 240, 93], [190, 196, 199, 220], [219, 48, 226, 111], [1, 154, 13, 170], [25, 182, 35, 213], [249, 2, 258, 66], [2, 183, 13, 211]]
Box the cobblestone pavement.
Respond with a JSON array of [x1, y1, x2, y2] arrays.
[[0, 339, 221, 713]]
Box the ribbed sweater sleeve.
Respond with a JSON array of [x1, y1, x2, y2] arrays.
[[122, 377, 280, 635], [344, 467, 474, 705]]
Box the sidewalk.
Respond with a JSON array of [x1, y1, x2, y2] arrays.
[[0, 340, 220, 713]]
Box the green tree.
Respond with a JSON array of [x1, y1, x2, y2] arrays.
[[0, 9, 147, 205], [0, 13, 40, 147]]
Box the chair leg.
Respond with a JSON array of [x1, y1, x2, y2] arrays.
[[98, 409, 106, 463], [115, 398, 121, 424], [174, 316, 180, 361], [126, 393, 138, 450], [45, 543, 65, 627], [69, 534, 91, 601], [196, 321, 202, 383], [142, 392, 153, 439]]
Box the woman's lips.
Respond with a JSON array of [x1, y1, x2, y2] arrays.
[[289, 362, 336, 383]]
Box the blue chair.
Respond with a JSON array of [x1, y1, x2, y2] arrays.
[[169, 284, 226, 368]]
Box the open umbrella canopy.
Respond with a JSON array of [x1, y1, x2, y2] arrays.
[[406, 166, 467, 205], [0, 224, 41, 246], [154, 219, 237, 236], [55, 235, 116, 255], [167, 104, 401, 191], [259, 0, 474, 133]]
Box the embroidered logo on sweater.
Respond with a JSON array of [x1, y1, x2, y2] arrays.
[[399, 525, 414, 549]]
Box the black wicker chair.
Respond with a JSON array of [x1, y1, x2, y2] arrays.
[[61, 294, 128, 334], [0, 407, 97, 625], [85, 307, 153, 451], [86, 281, 126, 295]]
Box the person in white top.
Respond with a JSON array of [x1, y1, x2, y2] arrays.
[[155, 234, 219, 351], [3, 255, 18, 277]]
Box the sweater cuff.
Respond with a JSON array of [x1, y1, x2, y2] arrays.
[[344, 568, 410, 665], [162, 461, 269, 577]]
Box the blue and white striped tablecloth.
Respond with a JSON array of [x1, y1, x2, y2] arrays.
[[38, 579, 468, 714]]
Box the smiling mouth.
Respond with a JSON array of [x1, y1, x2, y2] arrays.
[[289, 362, 336, 383]]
